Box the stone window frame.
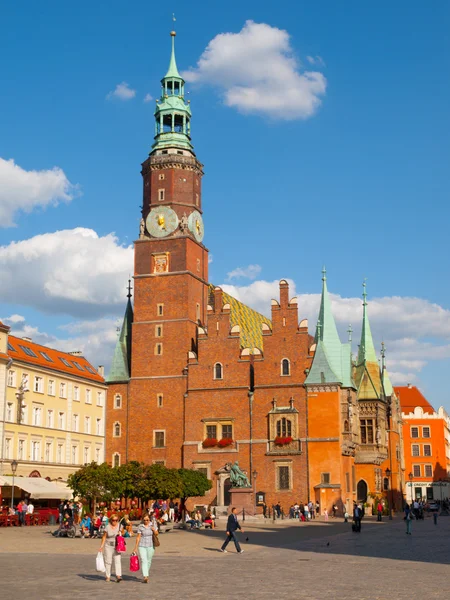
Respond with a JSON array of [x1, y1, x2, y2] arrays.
[[321, 472, 330, 484], [158, 188, 165, 201], [411, 443, 420, 457], [154, 430, 166, 448], [157, 393, 163, 408], [113, 422, 121, 438], [153, 460, 166, 466], [34, 375, 44, 394], [192, 462, 211, 479], [155, 324, 163, 338], [412, 463, 421, 477], [47, 379, 55, 396], [155, 343, 163, 356], [202, 419, 234, 442], [158, 173, 165, 181], [423, 443, 432, 457], [276, 417, 292, 438], [422, 426, 431, 438], [275, 460, 293, 492], [113, 452, 121, 468], [157, 303, 164, 316], [7, 370, 16, 387], [424, 464, 433, 478], [114, 394, 122, 409], [281, 358, 291, 377], [410, 426, 419, 439], [213, 362, 223, 380]]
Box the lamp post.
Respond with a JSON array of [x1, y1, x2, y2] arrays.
[[252, 469, 258, 516], [408, 472, 414, 506], [11, 459, 18, 512], [385, 468, 393, 520]]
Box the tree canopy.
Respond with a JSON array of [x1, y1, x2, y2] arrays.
[[178, 468, 212, 500]]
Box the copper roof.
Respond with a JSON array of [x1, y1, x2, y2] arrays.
[[395, 385, 435, 415], [8, 335, 104, 384]]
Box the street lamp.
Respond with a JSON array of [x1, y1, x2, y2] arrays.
[[252, 469, 258, 516], [11, 459, 18, 513], [385, 468, 393, 520], [408, 472, 414, 506]]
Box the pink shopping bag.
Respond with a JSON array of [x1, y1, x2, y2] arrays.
[[130, 552, 140, 572]]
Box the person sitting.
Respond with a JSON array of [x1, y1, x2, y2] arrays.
[[203, 511, 216, 529], [119, 513, 133, 537], [185, 511, 199, 530], [91, 514, 102, 538], [81, 514, 92, 537]]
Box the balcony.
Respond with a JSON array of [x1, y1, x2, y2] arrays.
[[267, 439, 302, 456]]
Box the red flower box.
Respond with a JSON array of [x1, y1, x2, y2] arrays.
[[202, 438, 218, 448], [218, 438, 234, 448], [274, 436, 293, 446]]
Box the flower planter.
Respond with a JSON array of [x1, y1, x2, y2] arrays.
[[274, 436, 293, 446]]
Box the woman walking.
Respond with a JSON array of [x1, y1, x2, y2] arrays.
[[99, 515, 124, 583], [133, 514, 158, 583]]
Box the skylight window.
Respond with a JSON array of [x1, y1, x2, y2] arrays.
[[40, 351, 53, 362], [84, 365, 97, 375], [72, 361, 85, 371], [19, 345, 38, 358], [7, 343, 16, 352], [59, 358, 72, 368]]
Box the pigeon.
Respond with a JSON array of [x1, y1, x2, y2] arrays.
[[246, 537, 249, 542]]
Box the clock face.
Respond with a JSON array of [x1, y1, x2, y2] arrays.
[[146, 207, 179, 238], [188, 210, 204, 242]]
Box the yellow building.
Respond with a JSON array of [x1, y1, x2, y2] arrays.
[[0, 321, 106, 482]]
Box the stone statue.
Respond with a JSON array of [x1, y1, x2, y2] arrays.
[[139, 218, 145, 239], [376, 426, 382, 445], [228, 461, 251, 488]]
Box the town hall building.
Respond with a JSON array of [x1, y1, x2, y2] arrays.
[[106, 31, 404, 515]]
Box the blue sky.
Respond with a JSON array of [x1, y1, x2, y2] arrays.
[[1, 1, 449, 411]]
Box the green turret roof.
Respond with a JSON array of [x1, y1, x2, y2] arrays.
[[107, 292, 133, 383], [381, 342, 394, 396], [354, 283, 383, 399], [305, 269, 354, 388]]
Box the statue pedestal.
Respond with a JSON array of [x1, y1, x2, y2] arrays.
[[229, 487, 255, 516]]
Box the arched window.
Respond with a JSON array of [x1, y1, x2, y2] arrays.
[[281, 359, 290, 376], [214, 363, 223, 380], [114, 422, 121, 437], [113, 453, 120, 468], [114, 394, 122, 409], [276, 418, 292, 437]]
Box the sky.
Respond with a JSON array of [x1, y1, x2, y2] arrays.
[[0, 1, 449, 411]]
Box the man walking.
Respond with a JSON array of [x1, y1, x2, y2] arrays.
[[353, 502, 362, 532], [377, 500, 383, 522], [220, 507, 244, 554]]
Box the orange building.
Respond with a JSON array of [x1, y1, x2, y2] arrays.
[[396, 385, 450, 503]]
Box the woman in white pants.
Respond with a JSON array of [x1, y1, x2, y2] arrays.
[[99, 515, 124, 582], [133, 514, 158, 583]]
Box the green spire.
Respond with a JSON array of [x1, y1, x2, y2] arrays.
[[357, 281, 378, 365], [151, 30, 194, 154], [165, 31, 181, 79], [381, 342, 394, 396], [306, 268, 354, 388], [107, 281, 133, 383], [355, 281, 383, 399]]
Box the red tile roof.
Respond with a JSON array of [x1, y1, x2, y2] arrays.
[[0, 321, 10, 333], [7, 335, 104, 384], [394, 385, 435, 415]]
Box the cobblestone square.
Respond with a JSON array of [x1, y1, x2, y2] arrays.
[[0, 515, 449, 599]]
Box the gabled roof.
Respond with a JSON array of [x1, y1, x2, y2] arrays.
[[395, 385, 435, 415], [7, 335, 104, 384], [107, 297, 133, 383], [208, 285, 271, 351]]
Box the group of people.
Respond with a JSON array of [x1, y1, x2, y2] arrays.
[[185, 509, 216, 529], [1, 499, 34, 524], [287, 501, 320, 521]]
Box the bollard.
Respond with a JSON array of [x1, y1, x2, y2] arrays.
[[268, 507, 271, 519], [433, 512, 438, 525], [272, 506, 276, 523], [242, 507, 245, 522], [281, 510, 284, 520]]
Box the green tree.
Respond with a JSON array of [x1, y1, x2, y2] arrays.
[[135, 464, 183, 502], [116, 461, 145, 499], [67, 462, 120, 512], [178, 468, 212, 505]]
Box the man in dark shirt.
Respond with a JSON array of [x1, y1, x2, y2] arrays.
[[220, 507, 244, 553]]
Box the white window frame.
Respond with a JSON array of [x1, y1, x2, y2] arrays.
[[96, 418, 102, 436], [72, 414, 79, 432], [422, 426, 431, 438], [34, 376, 44, 393], [6, 402, 14, 422], [32, 406, 42, 426], [154, 430, 165, 448], [113, 453, 121, 467], [413, 464, 421, 477], [45, 441, 53, 463], [114, 394, 122, 409], [73, 386, 80, 401], [47, 409, 54, 428], [84, 416, 91, 434], [411, 444, 420, 457], [4, 438, 12, 459], [71, 445, 78, 464], [31, 441, 41, 461], [7, 370, 16, 387], [85, 389, 92, 404], [213, 362, 223, 380], [96, 391, 104, 407], [83, 446, 90, 464], [157, 393, 163, 408], [48, 379, 55, 396], [113, 422, 121, 438], [423, 443, 432, 457], [424, 464, 433, 478], [59, 382, 67, 398], [410, 426, 419, 439], [158, 188, 165, 201], [17, 439, 25, 460], [281, 358, 291, 377], [57, 443, 64, 464], [58, 412, 65, 430]]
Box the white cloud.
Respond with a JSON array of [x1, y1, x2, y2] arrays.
[[143, 93, 153, 103], [226, 264, 262, 281], [221, 278, 297, 316], [0, 158, 78, 227], [106, 82, 136, 101], [3, 314, 25, 324], [183, 20, 327, 120], [208, 254, 214, 264], [0, 228, 133, 318], [306, 55, 325, 67]]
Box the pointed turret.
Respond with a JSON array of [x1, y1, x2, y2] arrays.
[[152, 30, 193, 154], [381, 342, 393, 397], [354, 282, 383, 399], [107, 282, 133, 383], [306, 269, 354, 387]]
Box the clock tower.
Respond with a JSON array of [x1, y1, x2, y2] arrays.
[[126, 30, 209, 466]]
